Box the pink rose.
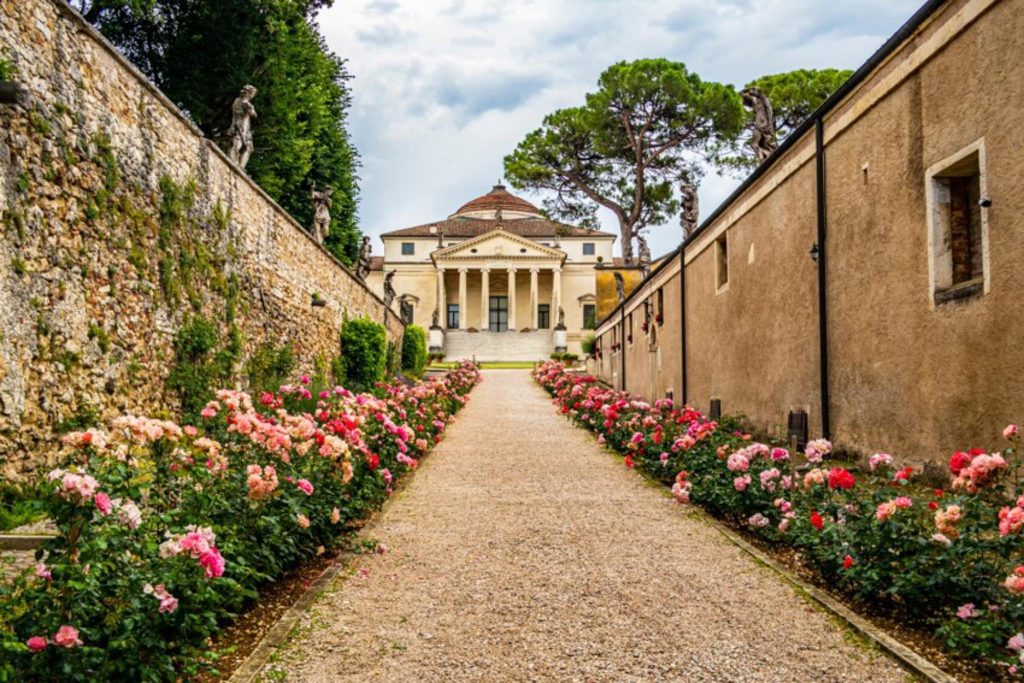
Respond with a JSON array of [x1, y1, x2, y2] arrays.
[[94, 491, 113, 515], [297, 514, 311, 529], [296, 479, 314, 496], [330, 507, 341, 525], [26, 636, 47, 652], [198, 548, 226, 579], [53, 625, 82, 648], [1006, 424, 1020, 440]]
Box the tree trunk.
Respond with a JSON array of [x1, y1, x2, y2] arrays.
[[619, 222, 634, 265]]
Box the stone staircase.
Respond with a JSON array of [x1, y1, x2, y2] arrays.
[[441, 330, 554, 362]]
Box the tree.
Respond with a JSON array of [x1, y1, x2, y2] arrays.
[[73, 0, 362, 264], [504, 59, 744, 263], [746, 69, 853, 140]]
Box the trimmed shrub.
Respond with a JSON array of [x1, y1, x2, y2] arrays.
[[581, 333, 597, 355], [340, 317, 387, 391], [401, 325, 427, 377]]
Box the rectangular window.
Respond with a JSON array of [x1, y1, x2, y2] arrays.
[[447, 304, 459, 329], [715, 234, 729, 291], [489, 296, 508, 332], [401, 242, 415, 255], [582, 242, 596, 256], [537, 304, 550, 329], [583, 304, 596, 329], [929, 145, 986, 305], [657, 288, 664, 321]]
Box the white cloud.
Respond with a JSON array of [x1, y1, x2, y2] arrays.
[[317, 0, 922, 258]]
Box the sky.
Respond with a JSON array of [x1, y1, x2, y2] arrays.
[[317, 0, 925, 258]]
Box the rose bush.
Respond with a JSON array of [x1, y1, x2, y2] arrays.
[[0, 362, 480, 681], [535, 360, 1023, 677]]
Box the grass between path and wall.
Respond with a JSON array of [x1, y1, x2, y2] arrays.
[[533, 360, 1024, 682]]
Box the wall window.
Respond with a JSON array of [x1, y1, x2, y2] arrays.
[[928, 143, 987, 305], [583, 242, 596, 256], [401, 242, 415, 255], [583, 304, 597, 329], [715, 233, 729, 291], [447, 304, 459, 329], [537, 304, 550, 329], [657, 288, 664, 321]]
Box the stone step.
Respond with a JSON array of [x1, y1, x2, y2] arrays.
[[442, 330, 554, 362]]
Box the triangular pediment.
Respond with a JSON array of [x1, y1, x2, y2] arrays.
[[432, 229, 565, 263]]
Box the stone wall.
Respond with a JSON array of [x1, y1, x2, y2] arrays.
[[591, 0, 1024, 467], [0, 0, 404, 477]]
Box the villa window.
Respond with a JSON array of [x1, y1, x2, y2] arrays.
[[928, 144, 987, 305], [657, 288, 664, 322], [401, 242, 415, 255], [715, 234, 729, 291], [583, 304, 596, 330], [447, 304, 459, 329], [538, 304, 550, 329], [583, 243, 596, 256]]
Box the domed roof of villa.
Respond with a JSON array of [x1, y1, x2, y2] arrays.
[[451, 184, 542, 219]]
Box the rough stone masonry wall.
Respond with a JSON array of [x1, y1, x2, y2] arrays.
[[0, 0, 404, 477]]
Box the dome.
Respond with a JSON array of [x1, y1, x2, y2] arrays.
[[450, 184, 543, 219]]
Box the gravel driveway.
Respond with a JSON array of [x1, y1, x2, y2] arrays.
[[269, 370, 909, 682]]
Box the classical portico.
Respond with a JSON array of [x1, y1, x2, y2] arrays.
[[367, 184, 616, 360]]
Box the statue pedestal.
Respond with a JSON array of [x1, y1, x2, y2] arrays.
[[553, 327, 567, 353], [428, 326, 445, 354]]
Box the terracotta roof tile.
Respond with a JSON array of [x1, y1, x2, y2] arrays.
[[453, 184, 540, 216], [381, 217, 612, 239], [368, 256, 385, 271]]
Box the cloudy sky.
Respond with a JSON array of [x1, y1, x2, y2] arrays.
[[317, 0, 923, 258]]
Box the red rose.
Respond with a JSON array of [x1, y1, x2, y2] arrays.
[[810, 511, 824, 530], [928, 501, 938, 510], [624, 455, 635, 469], [842, 555, 854, 569], [827, 467, 855, 490], [893, 467, 914, 481], [949, 451, 971, 475]]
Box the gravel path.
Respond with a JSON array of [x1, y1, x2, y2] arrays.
[[272, 370, 909, 682]]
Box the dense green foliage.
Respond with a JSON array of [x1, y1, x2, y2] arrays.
[[340, 317, 387, 391], [0, 57, 13, 81], [401, 325, 427, 378], [74, 0, 362, 264], [504, 59, 744, 263], [246, 343, 295, 394], [166, 317, 240, 422]]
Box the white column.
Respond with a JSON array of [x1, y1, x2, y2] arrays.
[[507, 268, 517, 331], [458, 268, 468, 330], [435, 268, 446, 326], [530, 268, 539, 328], [552, 267, 562, 325], [480, 268, 490, 330]]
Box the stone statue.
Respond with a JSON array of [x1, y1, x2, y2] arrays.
[[741, 87, 777, 163], [310, 185, 333, 244], [613, 272, 626, 304], [436, 225, 445, 249], [680, 184, 699, 239], [636, 232, 652, 274], [227, 85, 258, 169], [355, 235, 373, 281], [383, 270, 397, 306], [399, 298, 414, 325], [432, 307, 440, 328], [556, 306, 566, 329], [495, 207, 503, 222]]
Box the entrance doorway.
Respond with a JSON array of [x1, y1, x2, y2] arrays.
[[489, 296, 508, 332]]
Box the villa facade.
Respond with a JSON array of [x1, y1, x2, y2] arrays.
[[366, 185, 617, 360]]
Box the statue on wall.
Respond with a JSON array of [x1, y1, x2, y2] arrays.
[[432, 307, 440, 328], [310, 185, 333, 244], [399, 298, 414, 325], [355, 235, 373, 281], [680, 184, 699, 239], [636, 231, 652, 274], [556, 306, 566, 329], [227, 85, 258, 169], [613, 271, 626, 304], [741, 87, 777, 163], [383, 270, 397, 306]]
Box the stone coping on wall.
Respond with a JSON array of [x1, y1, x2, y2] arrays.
[[48, 0, 401, 330]]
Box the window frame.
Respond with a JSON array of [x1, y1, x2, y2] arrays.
[[925, 138, 990, 308], [537, 303, 550, 330], [582, 242, 596, 256], [715, 233, 729, 293], [401, 242, 415, 256], [446, 303, 459, 330], [582, 304, 597, 330]]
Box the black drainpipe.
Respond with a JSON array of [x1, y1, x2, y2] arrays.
[[620, 310, 627, 392], [814, 117, 831, 440], [678, 245, 687, 405]]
